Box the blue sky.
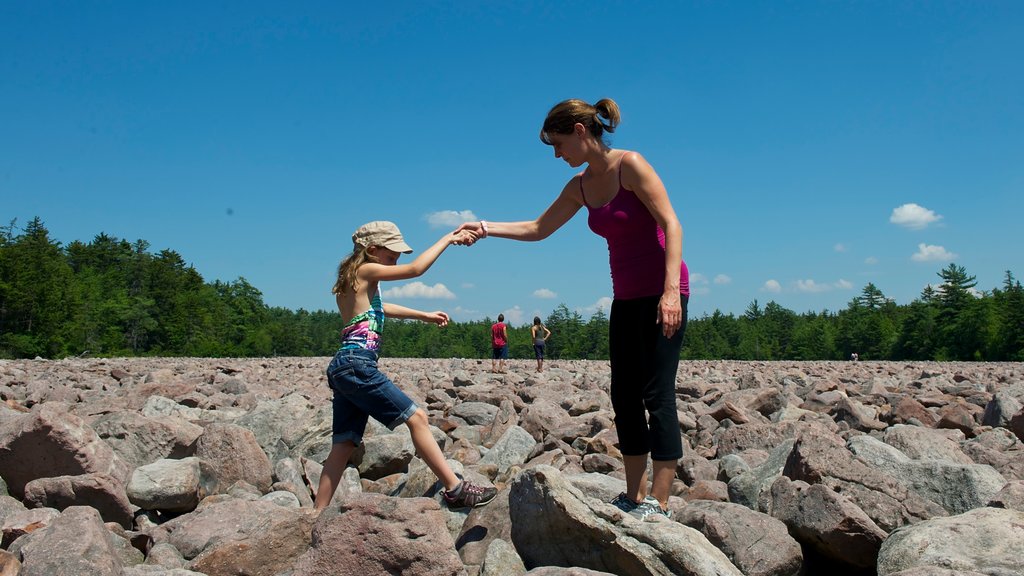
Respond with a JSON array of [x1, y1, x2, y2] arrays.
[[3, 2, 1022, 326]]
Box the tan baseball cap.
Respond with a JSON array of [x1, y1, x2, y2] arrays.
[[352, 220, 414, 253]]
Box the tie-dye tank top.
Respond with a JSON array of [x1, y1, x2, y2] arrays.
[[340, 291, 385, 351]]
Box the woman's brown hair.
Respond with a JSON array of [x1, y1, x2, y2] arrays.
[[540, 98, 621, 146]]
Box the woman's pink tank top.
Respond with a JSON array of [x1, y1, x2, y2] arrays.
[[582, 157, 690, 300]]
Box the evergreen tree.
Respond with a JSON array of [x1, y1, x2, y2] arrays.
[[583, 306, 610, 360], [546, 304, 585, 359], [934, 263, 983, 359], [2, 218, 1020, 362], [761, 301, 795, 359], [992, 271, 1024, 360], [837, 284, 898, 360], [790, 312, 837, 360], [0, 218, 73, 356]]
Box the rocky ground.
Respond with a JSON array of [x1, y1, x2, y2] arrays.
[[1, 356, 1023, 576]]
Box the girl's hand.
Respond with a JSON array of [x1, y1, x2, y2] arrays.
[[452, 230, 478, 246], [424, 311, 450, 327], [455, 221, 484, 244], [657, 292, 682, 338]]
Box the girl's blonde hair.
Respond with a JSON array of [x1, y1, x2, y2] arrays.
[[332, 244, 380, 295], [540, 98, 621, 146]]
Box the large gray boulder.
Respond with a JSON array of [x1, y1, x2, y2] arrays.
[[149, 497, 316, 576], [234, 392, 331, 463], [981, 382, 1024, 427], [769, 476, 887, 569], [14, 506, 129, 576], [509, 466, 742, 575], [356, 421, 416, 480], [22, 472, 134, 528], [456, 487, 514, 575], [728, 439, 796, 511], [0, 403, 130, 498], [478, 425, 537, 474], [91, 410, 203, 470], [782, 426, 946, 531], [1, 507, 59, 549], [848, 434, 1006, 515], [877, 507, 1024, 575], [194, 423, 273, 494], [675, 500, 802, 576], [127, 458, 202, 512], [881, 424, 973, 464], [292, 492, 467, 576]]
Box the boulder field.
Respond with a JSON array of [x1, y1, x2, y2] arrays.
[[1, 357, 1023, 576]]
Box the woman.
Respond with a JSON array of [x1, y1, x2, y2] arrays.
[[458, 98, 689, 520]]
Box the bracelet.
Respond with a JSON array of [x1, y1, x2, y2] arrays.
[[480, 220, 489, 238]]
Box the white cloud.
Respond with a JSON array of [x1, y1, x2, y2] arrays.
[[834, 243, 847, 252], [502, 306, 525, 326], [581, 296, 612, 316], [533, 288, 557, 299], [796, 279, 830, 293], [911, 243, 957, 262], [450, 305, 480, 318], [890, 203, 942, 230], [796, 279, 854, 293], [691, 272, 727, 293], [424, 210, 478, 228], [381, 281, 456, 299], [762, 280, 781, 293], [865, 256, 878, 265]]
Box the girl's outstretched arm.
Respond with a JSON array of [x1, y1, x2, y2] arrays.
[[360, 229, 473, 283], [382, 303, 449, 327]]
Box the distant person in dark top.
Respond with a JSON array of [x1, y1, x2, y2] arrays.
[[457, 97, 689, 520], [490, 313, 509, 373], [531, 316, 552, 372]]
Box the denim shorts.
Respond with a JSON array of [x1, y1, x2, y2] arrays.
[[326, 348, 417, 445], [492, 345, 508, 359]]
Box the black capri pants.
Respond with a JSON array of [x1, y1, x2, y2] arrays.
[[609, 294, 688, 461]]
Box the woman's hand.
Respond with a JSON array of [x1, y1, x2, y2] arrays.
[[657, 292, 682, 338]]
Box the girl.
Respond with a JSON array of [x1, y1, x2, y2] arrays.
[[531, 316, 551, 372], [314, 220, 496, 510], [457, 98, 689, 520]]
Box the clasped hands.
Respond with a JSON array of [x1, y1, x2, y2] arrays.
[[451, 221, 484, 246]]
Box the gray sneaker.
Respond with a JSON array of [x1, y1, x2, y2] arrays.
[[610, 492, 640, 513], [629, 497, 671, 521], [443, 480, 497, 508]]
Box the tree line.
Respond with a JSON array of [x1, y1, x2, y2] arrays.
[[1, 218, 1021, 361]]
